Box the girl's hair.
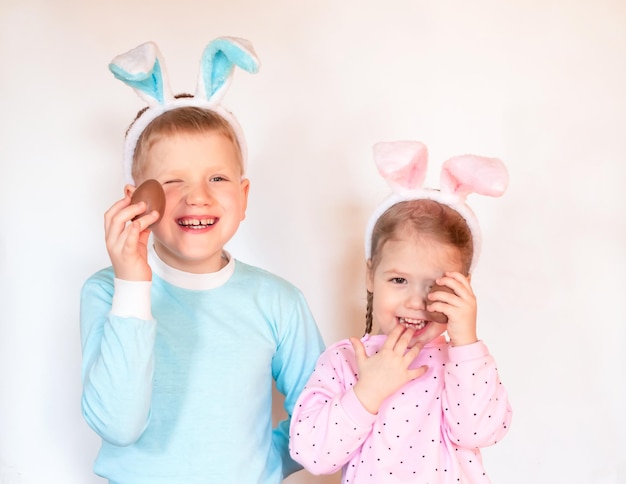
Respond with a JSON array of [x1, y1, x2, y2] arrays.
[[129, 94, 242, 182], [364, 198, 473, 334]]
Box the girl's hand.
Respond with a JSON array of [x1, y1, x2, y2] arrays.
[[351, 325, 428, 414], [428, 271, 477, 347], [104, 191, 160, 281]]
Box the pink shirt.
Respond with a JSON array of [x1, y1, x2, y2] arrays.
[[289, 334, 512, 483]]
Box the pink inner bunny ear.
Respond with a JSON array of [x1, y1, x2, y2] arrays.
[[440, 155, 509, 198], [373, 141, 428, 191]]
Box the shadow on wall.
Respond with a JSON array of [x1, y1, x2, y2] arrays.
[[335, 200, 370, 342], [272, 201, 369, 484]]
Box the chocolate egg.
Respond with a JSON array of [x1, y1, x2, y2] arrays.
[[427, 284, 456, 324], [131, 179, 166, 225]]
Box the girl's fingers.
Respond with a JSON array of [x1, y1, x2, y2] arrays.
[[350, 337, 367, 364], [381, 324, 405, 350], [403, 341, 423, 365], [408, 365, 428, 381]]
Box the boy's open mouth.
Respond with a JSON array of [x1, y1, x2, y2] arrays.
[[178, 218, 216, 229]]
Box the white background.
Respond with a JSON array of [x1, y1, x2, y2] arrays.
[[1, 1, 625, 483]]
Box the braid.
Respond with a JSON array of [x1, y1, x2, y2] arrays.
[[365, 290, 373, 335]]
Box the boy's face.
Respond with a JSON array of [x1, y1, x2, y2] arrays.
[[137, 131, 249, 273], [366, 234, 463, 348]]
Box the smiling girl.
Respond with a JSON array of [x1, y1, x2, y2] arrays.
[[289, 141, 513, 483]]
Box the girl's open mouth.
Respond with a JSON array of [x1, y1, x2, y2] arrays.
[[398, 317, 427, 331]]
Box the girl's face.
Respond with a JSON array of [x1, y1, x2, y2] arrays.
[[366, 233, 464, 347], [133, 130, 249, 273]]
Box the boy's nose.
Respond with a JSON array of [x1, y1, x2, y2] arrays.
[[185, 183, 213, 205]]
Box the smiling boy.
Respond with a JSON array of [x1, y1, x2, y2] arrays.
[[80, 39, 325, 484]]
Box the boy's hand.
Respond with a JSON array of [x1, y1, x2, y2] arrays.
[[104, 193, 160, 281], [427, 271, 477, 347], [351, 325, 428, 414]]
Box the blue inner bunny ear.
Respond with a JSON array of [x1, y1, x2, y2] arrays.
[[200, 38, 260, 100], [109, 58, 166, 104]]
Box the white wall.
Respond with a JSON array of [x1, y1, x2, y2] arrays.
[[1, 1, 625, 483]]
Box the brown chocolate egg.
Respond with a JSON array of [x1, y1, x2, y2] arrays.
[[427, 284, 456, 324], [131, 179, 166, 226]]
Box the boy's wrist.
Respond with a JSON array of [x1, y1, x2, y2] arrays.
[[112, 278, 153, 320]]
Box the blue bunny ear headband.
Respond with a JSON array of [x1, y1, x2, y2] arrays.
[[109, 37, 260, 184]]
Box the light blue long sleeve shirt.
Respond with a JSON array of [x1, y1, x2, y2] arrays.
[[80, 248, 325, 483]]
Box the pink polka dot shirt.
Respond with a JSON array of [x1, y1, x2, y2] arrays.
[[289, 334, 512, 483]]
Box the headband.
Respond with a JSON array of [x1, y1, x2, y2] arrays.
[[109, 37, 260, 184], [364, 141, 509, 271]]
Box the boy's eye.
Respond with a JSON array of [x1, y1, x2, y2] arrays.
[[163, 179, 183, 184], [210, 176, 227, 182]]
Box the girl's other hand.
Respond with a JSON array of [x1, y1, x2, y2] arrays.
[[427, 271, 477, 347]]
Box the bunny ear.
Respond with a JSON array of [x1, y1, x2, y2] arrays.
[[109, 42, 173, 106], [440, 155, 509, 199], [373, 141, 429, 192], [196, 37, 260, 103]]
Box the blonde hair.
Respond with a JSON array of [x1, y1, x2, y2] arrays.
[[128, 98, 242, 182], [364, 199, 473, 334]]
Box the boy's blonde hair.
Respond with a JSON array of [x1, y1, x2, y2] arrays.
[[129, 100, 243, 182], [364, 199, 473, 334]]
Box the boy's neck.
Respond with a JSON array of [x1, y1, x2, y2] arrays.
[[148, 244, 235, 290]]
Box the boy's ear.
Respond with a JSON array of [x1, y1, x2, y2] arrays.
[[239, 178, 250, 220], [124, 184, 136, 199]]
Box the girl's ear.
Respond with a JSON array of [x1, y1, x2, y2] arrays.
[[365, 260, 375, 293]]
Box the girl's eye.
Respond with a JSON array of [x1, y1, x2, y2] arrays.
[[390, 277, 407, 284]]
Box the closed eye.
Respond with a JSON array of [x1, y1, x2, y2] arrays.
[[163, 179, 183, 184]]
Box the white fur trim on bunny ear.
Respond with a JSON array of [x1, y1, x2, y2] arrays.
[[364, 141, 509, 272], [196, 37, 260, 103], [109, 42, 174, 107], [110, 38, 260, 185]]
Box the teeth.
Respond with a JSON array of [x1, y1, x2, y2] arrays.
[[179, 218, 215, 227], [399, 317, 427, 330]]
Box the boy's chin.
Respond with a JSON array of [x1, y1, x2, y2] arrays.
[[408, 322, 447, 348]]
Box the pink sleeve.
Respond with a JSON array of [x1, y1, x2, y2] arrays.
[[442, 341, 512, 448], [289, 343, 376, 474]]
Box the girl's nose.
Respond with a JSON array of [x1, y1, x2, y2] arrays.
[[406, 289, 427, 310]]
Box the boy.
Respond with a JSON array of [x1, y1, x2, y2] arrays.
[[80, 38, 325, 483]]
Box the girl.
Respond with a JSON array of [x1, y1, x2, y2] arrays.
[[289, 141, 512, 483]]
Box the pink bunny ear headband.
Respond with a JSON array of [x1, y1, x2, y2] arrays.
[[109, 37, 260, 184], [364, 141, 509, 271]]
